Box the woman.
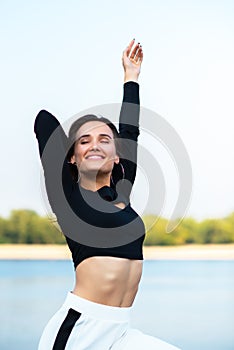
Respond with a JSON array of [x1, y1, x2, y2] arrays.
[[34, 39, 181, 350]]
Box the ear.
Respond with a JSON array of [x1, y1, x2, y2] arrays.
[[70, 155, 76, 164], [114, 155, 120, 165]]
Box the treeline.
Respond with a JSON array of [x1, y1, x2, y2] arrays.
[[0, 209, 234, 245], [143, 213, 234, 245], [0, 210, 65, 244]]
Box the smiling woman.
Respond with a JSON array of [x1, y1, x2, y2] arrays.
[[34, 39, 181, 350], [68, 117, 120, 189]]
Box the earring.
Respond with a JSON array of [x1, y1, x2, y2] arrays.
[[76, 172, 80, 183], [119, 162, 125, 180], [111, 162, 125, 185]]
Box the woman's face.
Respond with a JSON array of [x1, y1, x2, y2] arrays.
[[71, 121, 119, 176]]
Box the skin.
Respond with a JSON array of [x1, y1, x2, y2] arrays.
[[70, 120, 120, 192], [71, 39, 143, 307]]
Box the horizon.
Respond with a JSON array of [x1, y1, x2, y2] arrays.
[[1, 0, 233, 221]]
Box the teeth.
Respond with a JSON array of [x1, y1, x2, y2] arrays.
[[86, 155, 103, 159]]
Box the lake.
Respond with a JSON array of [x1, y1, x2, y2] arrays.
[[0, 260, 234, 350]]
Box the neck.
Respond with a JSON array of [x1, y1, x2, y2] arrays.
[[79, 172, 111, 191]]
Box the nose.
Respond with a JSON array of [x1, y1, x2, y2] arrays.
[[90, 139, 99, 151]]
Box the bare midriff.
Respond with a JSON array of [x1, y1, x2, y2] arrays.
[[72, 256, 143, 307]]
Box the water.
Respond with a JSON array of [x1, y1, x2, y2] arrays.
[[0, 259, 234, 350]]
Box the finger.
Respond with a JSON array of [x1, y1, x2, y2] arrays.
[[125, 39, 135, 57], [137, 51, 143, 64], [139, 49, 143, 62], [130, 42, 140, 59], [136, 46, 143, 61]]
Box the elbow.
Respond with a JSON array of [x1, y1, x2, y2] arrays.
[[34, 109, 48, 134]]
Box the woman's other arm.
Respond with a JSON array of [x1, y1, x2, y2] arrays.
[[34, 110, 74, 215]]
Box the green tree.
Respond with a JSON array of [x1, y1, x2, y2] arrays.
[[0, 209, 66, 244], [197, 218, 233, 244], [1, 209, 234, 245]]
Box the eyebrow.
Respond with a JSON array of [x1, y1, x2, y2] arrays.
[[77, 133, 113, 141]]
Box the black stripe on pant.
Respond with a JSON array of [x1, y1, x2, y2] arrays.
[[52, 308, 82, 350]]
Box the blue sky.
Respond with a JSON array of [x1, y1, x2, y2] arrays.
[[0, 0, 233, 220]]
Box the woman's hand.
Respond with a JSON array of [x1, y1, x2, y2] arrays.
[[122, 39, 143, 83]]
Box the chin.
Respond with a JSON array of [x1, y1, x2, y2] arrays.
[[81, 161, 113, 175], [81, 166, 113, 177]]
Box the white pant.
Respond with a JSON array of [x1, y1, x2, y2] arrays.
[[38, 291, 181, 350]]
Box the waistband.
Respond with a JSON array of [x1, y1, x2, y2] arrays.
[[62, 291, 132, 322]]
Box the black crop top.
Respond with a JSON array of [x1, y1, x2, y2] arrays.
[[34, 82, 145, 270]]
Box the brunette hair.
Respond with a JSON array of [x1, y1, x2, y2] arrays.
[[66, 114, 120, 182]]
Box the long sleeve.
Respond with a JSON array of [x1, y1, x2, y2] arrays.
[[34, 110, 75, 216], [33, 97, 144, 255], [117, 81, 140, 188]]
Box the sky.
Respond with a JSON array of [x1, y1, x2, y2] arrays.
[[0, 0, 233, 221]]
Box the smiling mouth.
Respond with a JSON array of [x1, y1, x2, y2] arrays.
[[85, 155, 105, 159]]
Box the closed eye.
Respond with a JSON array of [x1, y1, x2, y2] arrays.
[[100, 139, 110, 144]]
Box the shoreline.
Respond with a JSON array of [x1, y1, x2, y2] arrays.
[[0, 244, 234, 260]]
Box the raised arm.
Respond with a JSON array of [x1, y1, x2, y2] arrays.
[[117, 39, 143, 188], [34, 110, 74, 216]]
